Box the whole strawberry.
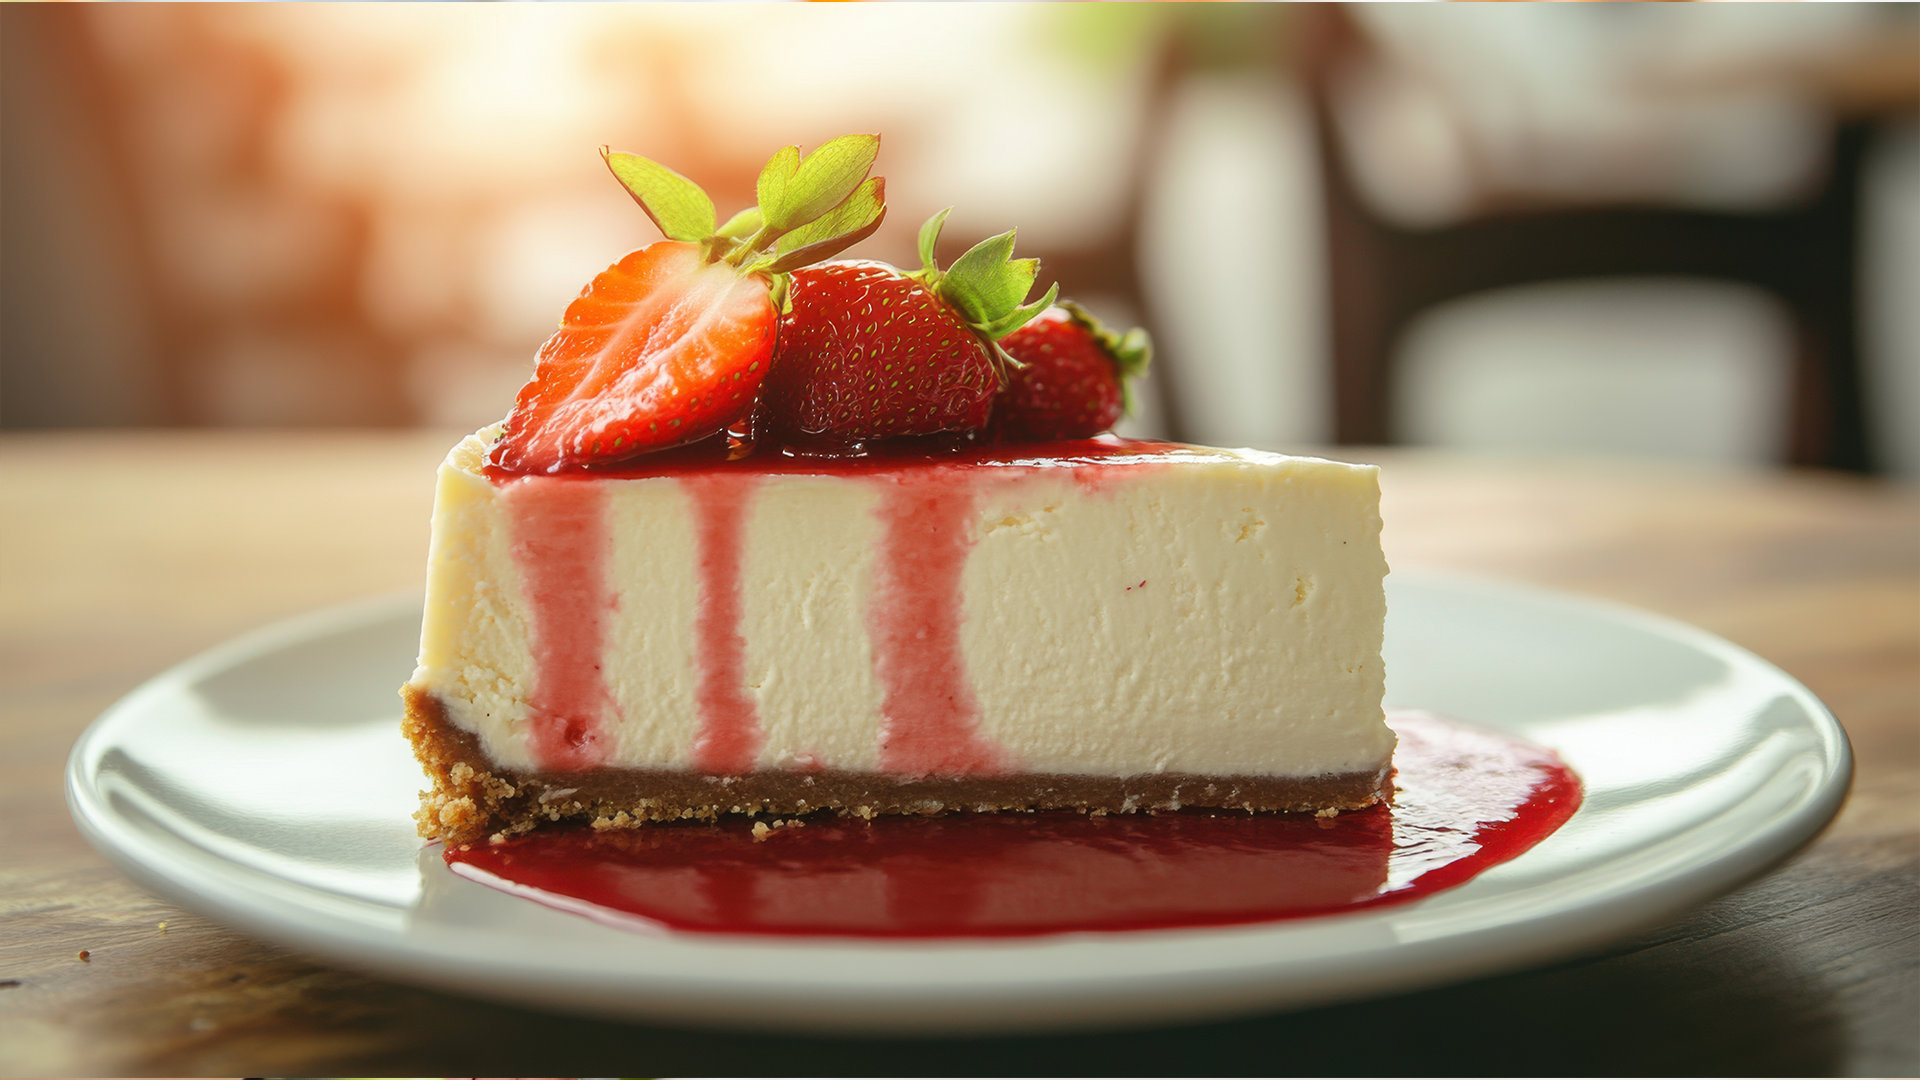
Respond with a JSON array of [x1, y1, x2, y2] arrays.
[[990, 301, 1152, 440], [760, 210, 1057, 447], [491, 136, 888, 474]]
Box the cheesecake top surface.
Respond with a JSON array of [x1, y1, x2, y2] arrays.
[[459, 423, 1373, 485]]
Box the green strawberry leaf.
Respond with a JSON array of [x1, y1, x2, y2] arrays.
[[705, 207, 766, 263], [908, 211, 1054, 349], [754, 145, 801, 232], [602, 148, 716, 242], [759, 176, 887, 274], [756, 134, 880, 236], [917, 207, 952, 272], [983, 281, 1060, 340], [1114, 326, 1153, 378], [948, 234, 1034, 321], [716, 206, 763, 240], [936, 229, 1045, 334]]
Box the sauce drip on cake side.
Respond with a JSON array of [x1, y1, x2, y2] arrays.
[[684, 473, 766, 773], [500, 478, 615, 770], [493, 437, 1188, 775], [444, 711, 1583, 938], [867, 470, 1004, 774]]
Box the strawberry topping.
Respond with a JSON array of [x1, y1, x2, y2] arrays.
[[761, 261, 1000, 445], [758, 211, 1057, 447], [486, 142, 1154, 466], [491, 242, 776, 473], [489, 136, 888, 474], [990, 302, 1152, 441]]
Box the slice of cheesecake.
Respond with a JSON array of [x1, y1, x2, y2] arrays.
[[403, 427, 1393, 845]]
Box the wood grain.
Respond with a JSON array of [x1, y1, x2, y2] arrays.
[[2, 432, 1913, 1075]]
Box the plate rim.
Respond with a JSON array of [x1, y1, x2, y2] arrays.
[[65, 571, 1853, 1033]]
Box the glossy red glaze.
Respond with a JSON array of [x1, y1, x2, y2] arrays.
[[867, 471, 1003, 774], [444, 711, 1583, 938], [683, 473, 765, 773], [500, 476, 614, 771], [481, 432, 1197, 481]]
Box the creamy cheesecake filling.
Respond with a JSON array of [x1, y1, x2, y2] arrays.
[[407, 428, 1392, 839]]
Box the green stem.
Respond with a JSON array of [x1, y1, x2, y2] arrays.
[[725, 224, 780, 268]]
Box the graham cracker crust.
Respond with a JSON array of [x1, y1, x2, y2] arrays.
[[403, 685, 1393, 846]]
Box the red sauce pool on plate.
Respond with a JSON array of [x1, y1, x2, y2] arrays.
[[443, 711, 1580, 938]]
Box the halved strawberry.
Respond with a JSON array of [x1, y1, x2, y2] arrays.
[[489, 242, 776, 472], [989, 301, 1152, 440], [490, 136, 889, 474], [760, 210, 1058, 447]]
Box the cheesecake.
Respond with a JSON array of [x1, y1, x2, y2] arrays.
[[402, 135, 1394, 844], [404, 428, 1393, 845]]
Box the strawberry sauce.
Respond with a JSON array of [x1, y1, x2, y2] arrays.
[[501, 477, 615, 771], [682, 474, 765, 773], [484, 432, 1196, 481], [867, 471, 1006, 774], [444, 711, 1582, 938], [489, 435, 1189, 776]]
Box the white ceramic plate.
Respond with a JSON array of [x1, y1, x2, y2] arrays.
[[67, 573, 1850, 1034]]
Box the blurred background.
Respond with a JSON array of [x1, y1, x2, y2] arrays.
[[4, 3, 1916, 474]]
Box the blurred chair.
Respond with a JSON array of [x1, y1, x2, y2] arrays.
[[937, 6, 1302, 448], [2, 5, 412, 429], [2, 5, 176, 426], [1296, 5, 1912, 473]]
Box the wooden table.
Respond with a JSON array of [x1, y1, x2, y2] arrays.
[[3, 431, 1914, 1075]]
